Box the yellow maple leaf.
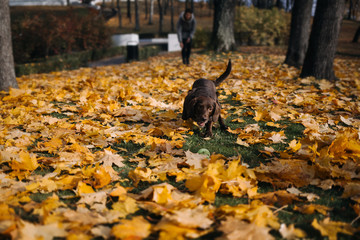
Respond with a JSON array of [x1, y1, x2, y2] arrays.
[[218, 217, 274, 240], [77, 181, 95, 195], [66, 233, 91, 240], [110, 185, 128, 200], [99, 149, 125, 168], [112, 216, 151, 239], [328, 129, 360, 159], [152, 184, 173, 205], [294, 204, 332, 215], [185, 162, 222, 202], [164, 205, 213, 229], [10, 151, 39, 172], [93, 166, 111, 189], [128, 167, 158, 187], [312, 218, 355, 240], [55, 175, 82, 190], [38, 137, 63, 154], [111, 197, 139, 218], [288, 139, 301, 152], [279, 223, 306, 239], [218, 200, 280, 229], [154, 219, 206, 240]]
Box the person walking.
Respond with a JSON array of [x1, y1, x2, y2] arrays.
[[176, 8, 196, 65]]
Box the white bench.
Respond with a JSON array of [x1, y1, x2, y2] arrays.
[[111, 33, 181, 52]]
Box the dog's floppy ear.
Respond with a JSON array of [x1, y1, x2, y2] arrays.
[[182, 97, 198, 120], [211, 101, 221, 122]]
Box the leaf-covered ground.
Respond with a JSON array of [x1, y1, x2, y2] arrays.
[[1, 51, 360, 240]]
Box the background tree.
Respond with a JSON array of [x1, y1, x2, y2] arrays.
[[149, 0, 154, 25], [127, 0, 131, 22], [117, 0, 122, 28], [284, 0, 313, 67], [144, 0, 148, 19], [0, 0, 18, 91], [210, 0, 236, 52], [170, 0, 174, 32], [157, 0, 163, 34], [135, 0, 140, 30], [300, 0, 346, 81], [353, 25, 360, 42]]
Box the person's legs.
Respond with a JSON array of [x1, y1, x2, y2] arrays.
[[181, 39, 187, 64], [184, 39, 192, 64]]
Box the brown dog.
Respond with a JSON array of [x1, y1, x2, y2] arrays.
[[182, 60, 232, 137]]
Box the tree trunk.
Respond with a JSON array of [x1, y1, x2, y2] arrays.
[[135, 0, 140, 31], [127, 0, 131, 22], [170, 0, 174, 32], [145, 0, 148, 19], [353, 26, 360, 42], [117, 0, 122, 28], [211, 0, 236, 52], [185, 0, 189, 9], [149, 0, 154, 25], [158, 0, 163, 34], [284, 0, 313, 68], [300, 0, 345, 81], [0, 0, 18, 91]]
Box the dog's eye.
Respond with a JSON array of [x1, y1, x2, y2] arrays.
[[208, 106, 213, 111]]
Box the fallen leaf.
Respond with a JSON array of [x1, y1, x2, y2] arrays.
[[112, 216, 151, 239]]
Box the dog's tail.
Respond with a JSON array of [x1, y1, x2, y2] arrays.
[[215, 59, 232, 87]]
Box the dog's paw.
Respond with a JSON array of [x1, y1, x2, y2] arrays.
[[203, 132, 213, 138], [220, 124, 228, 131]]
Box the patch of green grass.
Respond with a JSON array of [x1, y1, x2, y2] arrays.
[[300, 185, 359, 226], [112, 140, 145, 156], [48, 112, 70, 119], [214, 194, 249, 207], [32, 166, 54, 176], [30, 192, 53, 203], [183, 127, 265, 167]]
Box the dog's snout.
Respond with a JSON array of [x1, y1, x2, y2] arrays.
[[200, 117, 207, 122]]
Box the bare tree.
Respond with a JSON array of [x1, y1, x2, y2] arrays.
[[135, 0, 140, 30], [117, 0, 122, 28], [170, 0, 174, 32], [0, 0, 18, 91], [353, 25, 360, 42], [149, 0, 154, 25], [284, 0, 313, 67], [127, 0, 131, 22], [158, 0, 164, 34], [145, 0, 148, 19], [211, 0, 236, 52], [300, 0, 346, 81]]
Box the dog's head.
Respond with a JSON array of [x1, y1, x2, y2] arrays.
[[189, 96, 220, 127]]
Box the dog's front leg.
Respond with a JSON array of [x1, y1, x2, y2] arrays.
[[219, 115, 227, 131], [204, 121, 214, 137]]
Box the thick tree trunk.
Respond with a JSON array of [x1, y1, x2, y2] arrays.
[[284, 0, 313, 68], [300, 0, 345, 81], [211, 0, 236, 52], [0, 0, 18, 91]]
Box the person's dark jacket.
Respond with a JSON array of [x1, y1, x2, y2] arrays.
[[176, 12, 196, 43]]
